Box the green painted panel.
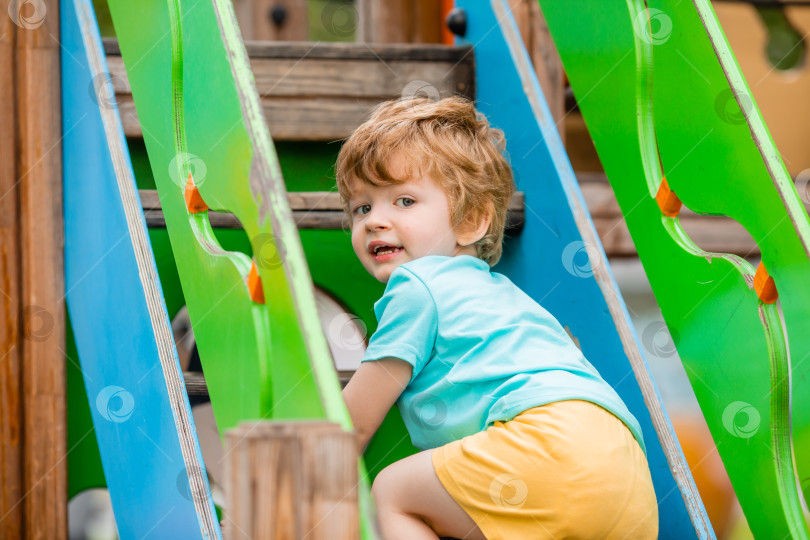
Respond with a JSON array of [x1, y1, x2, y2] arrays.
[[538, 0, 810, 536], [107, 0, 377, 533]]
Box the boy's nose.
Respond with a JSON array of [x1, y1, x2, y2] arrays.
[[365, 207, 390, 229]]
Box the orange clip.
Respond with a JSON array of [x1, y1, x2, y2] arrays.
[[753, 262, 778, 304], [248, 260, 265, 304], [655, 176, 682, 217], [184, 173, 208, 213]]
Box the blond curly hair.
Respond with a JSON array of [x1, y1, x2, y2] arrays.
[[335, 95, 515, 267]]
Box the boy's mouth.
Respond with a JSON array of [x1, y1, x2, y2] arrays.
[[373, 246, 403, 261]]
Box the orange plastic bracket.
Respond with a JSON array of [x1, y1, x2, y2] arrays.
[[247, 260, 265, 304], [184, 173, 208, 213], [655, 176, 682, 217], [754, 262, 778, 304]]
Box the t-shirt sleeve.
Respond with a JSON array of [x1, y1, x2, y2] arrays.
[[362, 266, 437, 383]]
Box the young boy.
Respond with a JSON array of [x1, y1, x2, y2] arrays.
[[338, 96, 658, 539]]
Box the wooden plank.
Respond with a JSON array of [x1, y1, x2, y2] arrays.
[[0, 9, 23, 539], [140, 189, 525, 231], [224, 421, 359, 540], [104, 38, 475, 141], [103, 37, 474, 64], [14, 0, 67, 537], [141, 177, 784, 258]]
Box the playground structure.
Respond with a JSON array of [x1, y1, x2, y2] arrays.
[[2, 0, 810, 538]]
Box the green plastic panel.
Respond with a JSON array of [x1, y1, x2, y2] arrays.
[[538, 0, 810, 537], [105, 0, 377, 535]]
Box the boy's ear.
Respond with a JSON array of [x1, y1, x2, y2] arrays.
[[458, 203, 493, 247]]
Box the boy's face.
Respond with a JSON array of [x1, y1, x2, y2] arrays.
[[348, 154, 477, 284]]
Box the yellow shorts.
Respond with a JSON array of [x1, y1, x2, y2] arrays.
[[431, 399, 658, 539]]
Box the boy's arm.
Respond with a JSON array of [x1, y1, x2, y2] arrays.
[[342, 357, 413, 454]]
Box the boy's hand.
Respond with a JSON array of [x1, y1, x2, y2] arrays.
[[342, 357, 413, 453]]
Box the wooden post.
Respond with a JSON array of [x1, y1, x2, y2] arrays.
[[224, 421, 359, 540], [356, 0, 443, 43], [0, 4, 24, 536], [233, 0, 308, 41], [0, 0, 66, 538], [515, 0, 566, 144]]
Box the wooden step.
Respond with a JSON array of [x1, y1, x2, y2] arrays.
[[183, 370, 352, 400], [103, 38, 474, 142], [142, 176, 779, 258], [139, 189, 526, 230]]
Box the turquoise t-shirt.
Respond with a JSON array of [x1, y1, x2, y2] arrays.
[[361, 254, 646, 454]]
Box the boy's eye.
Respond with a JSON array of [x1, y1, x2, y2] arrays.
[[353, 198, 414, 215]]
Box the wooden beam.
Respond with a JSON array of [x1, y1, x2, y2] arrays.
[[103, 38, 475, 141], [141, 175, 796, 259], [140, 189, 525, 231], [4, 0, 67, 537], [0, 6, 23, 538]]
